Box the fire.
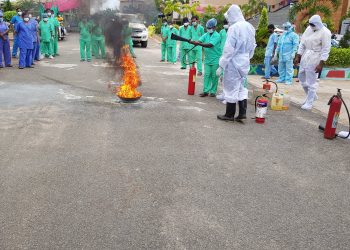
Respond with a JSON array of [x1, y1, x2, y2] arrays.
[[117, 46, 142, 99]]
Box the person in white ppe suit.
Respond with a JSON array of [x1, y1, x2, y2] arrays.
[[216, 5, 256, 122], [294, 15, 331, 110]]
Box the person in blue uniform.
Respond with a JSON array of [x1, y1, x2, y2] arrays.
[[29, 12, 39, 65], [0, 11, 12, 67], [16, 12, 34, 69], [10, 8, 23, 58]]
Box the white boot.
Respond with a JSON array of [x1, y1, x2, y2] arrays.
[[301, 90, 316, 110], [302, 87, 308, 105]]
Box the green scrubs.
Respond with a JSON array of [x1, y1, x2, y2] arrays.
[[161, 25, 169, 61], [39, 20, 53, 57], [79, 21, 92, 61], [190, 24, 204, 73], [179, 25, 192, 68], [91, 24, 106, 59], [166, 27, 178, 63], [199, 31, 222, 94], [49, 17, 59, 56], [219, 29, 227, 52]]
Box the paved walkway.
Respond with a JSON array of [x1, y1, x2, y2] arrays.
[[247, 75, 350, 125]]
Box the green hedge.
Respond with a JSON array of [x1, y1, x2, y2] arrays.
[[251, 47, 350, 67], [327, 48, 350, 66], [4, 11, 16, 22], [251, 47, 265, 65]]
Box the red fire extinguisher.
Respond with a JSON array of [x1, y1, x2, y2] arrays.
[[324, 89, 342, 139], [188, 63, 196, 95], [319, 89, 350, 140], [255, 94, 268, 124], [263, 79, 278, 92]]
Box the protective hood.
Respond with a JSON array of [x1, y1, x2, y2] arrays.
[[283, 22, 293, 33], [309, 15, 324, 30], [225, 4, 245, 25]]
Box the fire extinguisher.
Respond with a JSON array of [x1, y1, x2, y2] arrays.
[[319, 89, 350, 139], [188, 63, 196, 95], [263, 79, 278, 93], [255, 94, 268, 124]]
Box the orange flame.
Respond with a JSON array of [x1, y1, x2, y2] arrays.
[[117, 46, 142, 99]]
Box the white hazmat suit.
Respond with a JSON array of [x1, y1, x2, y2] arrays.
[[219, 5, 256, 104], [297, 15, 331, 110]]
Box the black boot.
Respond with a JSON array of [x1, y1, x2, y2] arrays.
[[217, 103, 236, 122], [236, 99, 247, 122]]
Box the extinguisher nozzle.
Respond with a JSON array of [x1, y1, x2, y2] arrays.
[[318, 124, 325, 131]]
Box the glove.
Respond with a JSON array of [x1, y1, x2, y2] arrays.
[[216, 67, 223, 77]]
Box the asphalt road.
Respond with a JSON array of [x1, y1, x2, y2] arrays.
[[1, 34, 349, 249]]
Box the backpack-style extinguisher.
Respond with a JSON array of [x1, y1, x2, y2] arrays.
[[188, 63, 196, 95], [255, 94, 268, 124]]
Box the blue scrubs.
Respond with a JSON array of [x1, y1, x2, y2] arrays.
[[0, 21, 11, 67], [16, 21, 34, 68], [264, 32, 278, 79], [276, 30, 299, 84], [10, 15, 23, 57], [29, 18, 39, 64]]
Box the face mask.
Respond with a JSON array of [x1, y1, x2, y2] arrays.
[[311, 26, 318, 31], [0, 18, 3, 22], [43, 18, 48, 22], [184, 22, 189, 26], [207, 28, 214, 34], [163, 22, 167, 26], [18, 12, 22, 16], [169, 25, 173, 29], [24, 17, 29, 22], [223, 25, 229, 29], [29, 14, 32, 18], [192, 21, 197, 26], [48, 13, 52, 17]]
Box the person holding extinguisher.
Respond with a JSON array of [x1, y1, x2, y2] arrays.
[[189, 18, 222, 98], [294, 15, 331, 110]]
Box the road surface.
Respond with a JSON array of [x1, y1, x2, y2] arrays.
[[0, 34, 349, 249]]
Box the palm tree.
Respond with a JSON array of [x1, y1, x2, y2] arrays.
[[289, 0, 340, 22], [180, 2, 200, 17], [163, 0, 182, 16]]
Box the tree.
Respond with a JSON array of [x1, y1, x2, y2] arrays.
[[339, 29, 350, 48], [289, 0, 340, 26], [241, 0, 267, 20], [256, 7, 269, 47], [163, 0, 182, 17], [3, 0, 13, 12]]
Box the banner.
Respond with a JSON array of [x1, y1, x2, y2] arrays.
[[45, 0, 81, 12]]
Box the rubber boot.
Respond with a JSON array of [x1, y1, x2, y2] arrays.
[[236, 99, 247, 122], [217, 103, 236, 122]]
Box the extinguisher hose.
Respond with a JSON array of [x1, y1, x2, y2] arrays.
[[339, 96, 350, 139], [265, 79, 279, 93]]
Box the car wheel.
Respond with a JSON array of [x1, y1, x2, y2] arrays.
[[141, 41, 148, 48]]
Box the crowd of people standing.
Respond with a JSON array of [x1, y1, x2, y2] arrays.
[[0, 8, 60, 69], [159, 4, 332, 120]]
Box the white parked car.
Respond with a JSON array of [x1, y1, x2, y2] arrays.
[[130, 23, 148, 48]]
